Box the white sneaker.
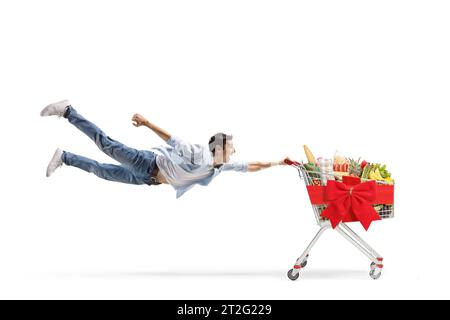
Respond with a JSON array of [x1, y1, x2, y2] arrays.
[[46, 148, 64, 177], [40, 100, 71, 117]]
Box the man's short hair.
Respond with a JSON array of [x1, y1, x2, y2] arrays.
[[208, 133, 233, 155]]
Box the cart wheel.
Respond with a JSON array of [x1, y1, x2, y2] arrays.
[[369, 268, 382, 280], [370, 262, 376, 270], [301, 260, 308, 268], [287, 269, 300, 281]]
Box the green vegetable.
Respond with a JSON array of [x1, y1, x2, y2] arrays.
[[374, 205, 383, 213], [304, 162, 321, 179], [365, 162, 391, 179]]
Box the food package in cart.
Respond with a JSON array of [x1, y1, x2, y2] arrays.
[[333, 150, 349, 172], [333, 150, 350, 181], [317, 157, 335, 185]]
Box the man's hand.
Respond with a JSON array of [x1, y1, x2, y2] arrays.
[[132, 113, 149, 127], [132, 113, 171, 143]]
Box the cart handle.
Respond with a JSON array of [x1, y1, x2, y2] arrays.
[[284, 159, 301, 166]]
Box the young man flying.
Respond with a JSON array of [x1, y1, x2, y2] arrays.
[[41, 100, 288, 198]]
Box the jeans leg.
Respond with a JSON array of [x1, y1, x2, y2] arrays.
[[64, 106, 151, 173], [62, 151, 151, 185]]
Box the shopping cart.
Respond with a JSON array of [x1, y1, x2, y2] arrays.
[[284, 159, 394, 280]]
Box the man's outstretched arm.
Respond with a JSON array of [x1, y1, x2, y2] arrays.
[[247, 158, 289, 172], [132, 113, 171, 142]]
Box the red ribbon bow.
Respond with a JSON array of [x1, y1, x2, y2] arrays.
[[320, 180, 381, 230]]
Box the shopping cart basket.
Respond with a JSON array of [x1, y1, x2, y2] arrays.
[[285, 159, 394, 280]]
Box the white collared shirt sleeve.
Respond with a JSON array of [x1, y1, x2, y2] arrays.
[[222, 161, 248, 173]]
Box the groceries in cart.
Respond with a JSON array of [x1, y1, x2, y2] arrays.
[[301, 145, 395, 186]]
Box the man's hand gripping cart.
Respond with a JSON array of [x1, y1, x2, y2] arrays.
[[284, 159, 395, 280]]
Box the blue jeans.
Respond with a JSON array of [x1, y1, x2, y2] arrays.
[[61, 106, 157, 185]]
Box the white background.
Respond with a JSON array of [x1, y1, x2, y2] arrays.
[[0, 0, 449, 299]]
